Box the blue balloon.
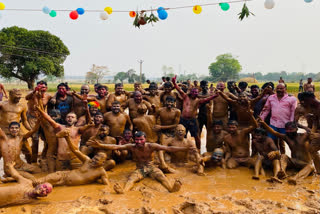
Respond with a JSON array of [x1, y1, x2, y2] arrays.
[[158, 10, 168, 20], [76, 8, 85, 15], [304, 0, 313, 2], [157, 7, 165, 13], [42, 6, 51, 14]]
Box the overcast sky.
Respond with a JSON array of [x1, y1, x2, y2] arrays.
[[0, 0, 319, 78]]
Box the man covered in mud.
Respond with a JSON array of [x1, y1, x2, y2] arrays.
[[113, 129, 134, 162], [158, 124, 204, 175], [172, 75, 219, 149], [106, 83, 128, 111], [201, 148, 225, 168], [224, 110, 258, 169], [143, 82, 161, 113], [0, 162, 52, 208], [159, 82, 180, 107], [104, 101, 132, 138], [303, 77, 315, 92], [95, 85, 109, 114], [33, 131, 110, 187], [70, 84, 91, 119], [260, 120, 314, 185], [197, 80, 210, 135], [89, 131, 195, 194]]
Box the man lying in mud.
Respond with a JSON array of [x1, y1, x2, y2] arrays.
[[0, 162, 52, 208], [260, 120, 314, 185], [33, 130, 110, 187], [88, 131, 196, 194], [201, 148, 225, 168]]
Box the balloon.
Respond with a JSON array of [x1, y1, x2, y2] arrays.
[[220, 3, 230, 11], [49, 10, 57, 17], [264, 0, 275, 9], [157, 7, 165, 13], [0, 2, 5, 10], [129, 11, 136, 18], [42, 6, 51, 14], [69, 11, 79, 20], [100, 12, 108, 20], [76, 8, 85, 15], [158, 10, 168, 20], [104, 7, 113, 14], [193, 5, 202, 14], [304, 0, 313, 3]]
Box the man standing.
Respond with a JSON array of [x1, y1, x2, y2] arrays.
[[0, 83, 8, 101], [303, 77, 315, 92], [106, 83, 128, 111], [260, 83, 297, 153]]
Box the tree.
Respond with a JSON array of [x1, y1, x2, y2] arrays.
[[127, 69, 136, 83], [114, 72, 128, 83], [208, 54, 242, 82], [86, 64, 109, 84], [0, 26, 70, 89]]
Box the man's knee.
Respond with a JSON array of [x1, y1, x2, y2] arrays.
[[226, 158, 238, 169]]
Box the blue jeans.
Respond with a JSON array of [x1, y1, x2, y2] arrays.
[[268, 124, 286, 141]]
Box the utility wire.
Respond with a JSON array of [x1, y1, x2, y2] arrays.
[[0, 44, 66, 56]]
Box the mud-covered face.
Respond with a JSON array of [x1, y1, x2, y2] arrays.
[[9, 124, 20, 136], [251, 88, 259, 97], [200, 83, 208, 92], [228, 124, 238, 135], [58, 86, 67, 97], [115, 86, 123, 95], [164, 86, 172, 93], [165, 100, 174, 109], [37, 83, 47, 93], [217, 83, 225, 91], [98, 126, 110, 138], [111, 103, 121, 114], [124, 131, 133, 141], [66, 113, 77, 126], [80, 85, 90, 95], [175, 125, 186, 137], [253, 133, 264, 142], [134, 92, 142, 104], [190, 88, 199, 98], [98, 88, 107, 97], [34, 183, 52, 197], [89, 106, 98, 115], [285, 127, 297, 138], [10, 91, 22, 103], [91, 153, 106, 167], [94, 114, 103, 125], [276, 84, 286, 97], [135, 136, 146, 148], [308, 78, 312, 83], [238, 94, 248, 105], [149, 88, 157, 96], [212, 149, 224, 162], [134, 84, 141, 91], [213, 124, 222, 134]]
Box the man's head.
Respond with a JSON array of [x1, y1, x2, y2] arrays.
[[94, 83, 101, 93], [285, 122, 297, 138], [253, 128, 267, 142], [36, 80, 48, 93], [146, 80, 151, 84], [49, 109, 61, 122], [262, 82, 274, 91], [190, 88, 199, 99], [9, 89, 22, 103], [134, 131, 146, 148], [227, 81, 236, 92], [194, 80, 198, 86], [211, 148, 224, 163], [162, 76, 166, 82], [97, 85, 108, 97], [238, 93, 249, 106], [175, 124, 186, 138], [65, 112, 77, 126], [212, 120, 223, 134], [134, 82, 142, 91], [94, 112, 104, 125], [276, 83, 286, 97], [149, 82, 158, 96], [98, 124, 110, 139], [164, 82, 173, 93], [165, 96, 175, 109], [134, 91, 142, 104], [111, 101, 121, 114], [57, 83, 68, 97], [90, 152, 107, 168], [238, 81, 248, 92], [298, 92, 316, 107], [216, 82, 226, 92], [33, 183, 53, 197], [88, 101, 100, 115], [123, 129, 133, 141], [80, 84, 90, 95], [165, 77, 171, 82], [307, 77, 312, 83], [9, 122, 20, 136], [200, 80, 208, 93], [227, 120, 238, 135], [115, 83, 124, 95], [250, 85, 260, 98]]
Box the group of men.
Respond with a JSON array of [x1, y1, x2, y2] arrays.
[[0, 76, 319, 208]]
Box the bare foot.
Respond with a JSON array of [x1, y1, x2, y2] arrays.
[[277, 170, 288, 180], [1, 177, 16, 183], [113, 183, 124, 194], [170, 179, 182, 193], [252, 175, 260, 180], [266, 176, 283, 184], [287, 178, 297, 185], [161, 166, 176, 174]]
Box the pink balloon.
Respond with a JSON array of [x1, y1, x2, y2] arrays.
[[69, 11, 79, 20]]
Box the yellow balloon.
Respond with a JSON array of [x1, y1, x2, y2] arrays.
[[0, 2, 5, 10], [104, 7, 113, 15], [193, 5, 202, 14]]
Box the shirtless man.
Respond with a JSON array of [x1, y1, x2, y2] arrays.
[[0, 162, 52, 208], [106, 83, 128, 111], [197, 80, 210, 135], [251, 127, 281, 182], [201, 148, 225, 168], [303, 77, 315, 92], [143, 82, 161, 113], [260, 120, 314, 185], [0, 122, 41, 178], [122, 91, 154, 121], [154, 96, 181, 144], [25, 81, 52, 163], [159, 82, 180, 107], [71, 84, 91, 119], [224, 111, 258, 169], [37, 108, 93, 170], [104, 101, 132, 138], [227, 81, 239, 120], [89, 131, 194, 194], [133, 105, 158, 143], [172, 75, 219, 149], [95, 85, 109, 114], [0, 83, 8, 101], [114, 129, 134, 162], [0, 89, 32, 162], [34, 132, 110, 187], [159, 125, 204, 175]]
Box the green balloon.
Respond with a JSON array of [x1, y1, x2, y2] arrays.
[[49, 10, 57, 17], [220, 3, 230, 11]]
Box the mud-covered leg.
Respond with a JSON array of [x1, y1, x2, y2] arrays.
[[288, 164, 315, 185]]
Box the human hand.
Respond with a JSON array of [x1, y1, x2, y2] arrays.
[[267, 151, 278, 160], [6, 161, 16, 168], [171, 75, 177, 84]]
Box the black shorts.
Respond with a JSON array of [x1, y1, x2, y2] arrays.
[[180, 117, 199, 137]]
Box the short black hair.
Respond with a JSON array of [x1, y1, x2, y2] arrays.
[[262, 82, 274, 90], [149, 82, 158, 89], [165, 77, 171, 81], [164, 82, 173, 88], [238, 81, 248, 89], [57, 83, 68, 89], [253, 128, 267, 136], [9, 122, 20, 128], [97, 85, 108, 90], [115, 83, 123, 88], [37, 80, 47, 86], [165, 96, 176, 103], [162, 76, 166, 80], [250, 85, 259, 90], [49, 109, 61, 117], [200, 80, 208, 87], [227, 120, 238, 126], [112, 100, 121, 105], [94, 112, 103, 117], [285, 121, 297, 129], [134, 131, 146, 138], [213, 120, 223, 126], [94, 83, 101, 88], [123, 129, 132, 134], [298, 92, 315, 101]]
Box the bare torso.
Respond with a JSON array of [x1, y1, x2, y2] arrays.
[[133, 115, 157, 143], [104, 112, 130, 137], [224, 130, 250, 159]]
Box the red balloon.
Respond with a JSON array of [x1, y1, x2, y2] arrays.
[[69, 11, 79, 20], [129, 11, 136, 18]]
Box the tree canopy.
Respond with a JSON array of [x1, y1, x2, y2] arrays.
[[208, 53, 242, 82], [114, 69, 146, 83], [0, 26, 70, 89], [86, 64, 109, 84]]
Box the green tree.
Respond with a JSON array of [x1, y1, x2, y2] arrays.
[[127, 69, 136, 83], [86, 64, 109, 84], [114, 72, 128, 83], [208, 54, 242, 82], [0, 26, 70, 89]]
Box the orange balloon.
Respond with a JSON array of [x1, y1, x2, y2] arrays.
[[129, 11, 136, 18]]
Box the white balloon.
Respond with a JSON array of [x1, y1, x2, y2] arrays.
[[100, 12, 108, 20], [264, 0, 275, 9]]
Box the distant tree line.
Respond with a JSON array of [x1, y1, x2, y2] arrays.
[[239, 71, 320, 82]]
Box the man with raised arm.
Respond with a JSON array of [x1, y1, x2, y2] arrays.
[[0, 162, 52, 208], [171, 75, 219, 149], [89, 131, 195, 194], [143, 82, 161, 113], [106, 83, 128, 111]]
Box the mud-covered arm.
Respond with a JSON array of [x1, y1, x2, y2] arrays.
[[21, 106, 31, 131], [259, 97, 271, 121], [36, 106, 61, 130], [172, 76, 187, 99], [217, 91, 237, 104], [259, 119, 285, 139], [7, 162, 28, 183], [1, 84, 7, 98], [199, 93, 219, 104], [23, 121, 40, 139], [90, 141, 133, 151], [250, 89, 268, 106], [125, 114, 133, 130], [61, 132, 89, 163], [243, 111, 258, 134], [151, 143, 191, 153], [206, 103, 213, 129], [100, 170, 110, 186], [25, 90, 36, 100], [0, 127, 6, 139]]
